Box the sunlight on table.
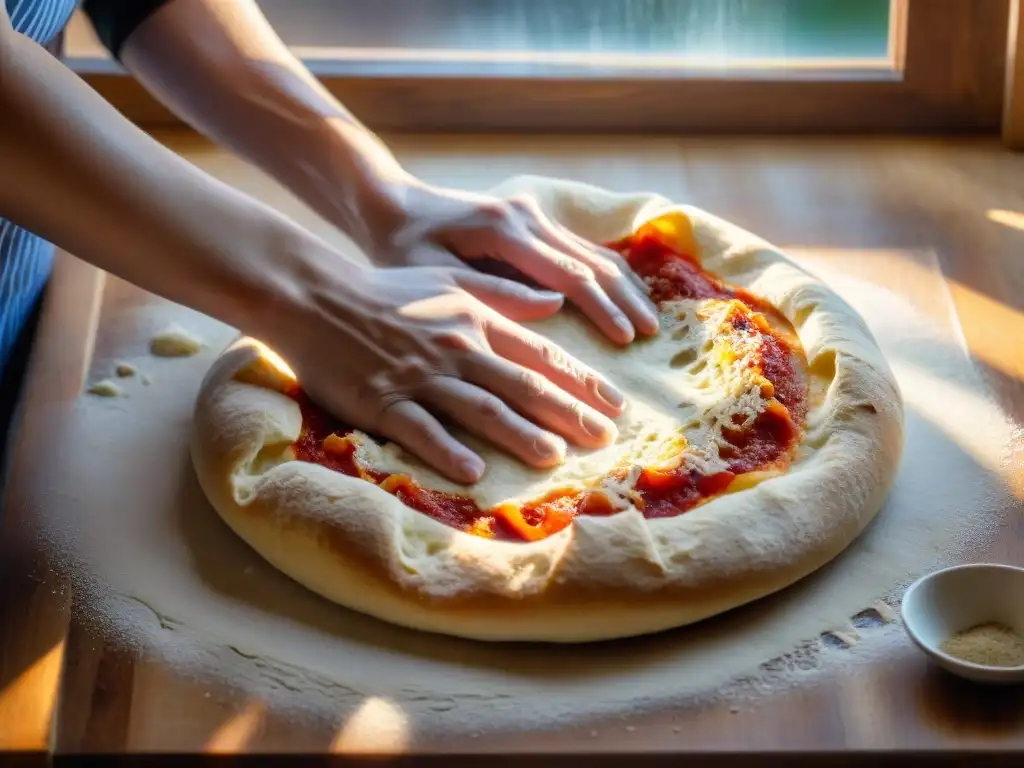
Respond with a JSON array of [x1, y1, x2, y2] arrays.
[[986, 209, 1024, 233], [0, 641, 65, 750], [331, 695, 410, 754], [204, 700, 267, 753]]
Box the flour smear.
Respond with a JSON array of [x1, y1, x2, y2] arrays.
[[36, 248, 1019, 741]]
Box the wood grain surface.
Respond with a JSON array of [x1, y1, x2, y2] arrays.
[[2, 133, 1024, 766]]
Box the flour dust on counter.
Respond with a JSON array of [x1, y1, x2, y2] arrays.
[[32, 247, 1019, 740]]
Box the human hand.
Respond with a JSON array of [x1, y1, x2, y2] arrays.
[[363, 181, 659, 346], [270, 261, 624, 484]]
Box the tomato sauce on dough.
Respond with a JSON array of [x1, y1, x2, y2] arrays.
[[287, 230, 807, 541]]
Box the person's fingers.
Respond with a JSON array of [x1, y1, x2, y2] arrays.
[[483, 315, 625, 422], [375, 398, 484, 484], [502, 197, 656, 336], [536, 221, 659, 337], [452, 270, 564, 322], [562, 226, 649, 295], [460, 352, 617, 449], [421, 376, 567, 469], [490, 234, 637, 345]]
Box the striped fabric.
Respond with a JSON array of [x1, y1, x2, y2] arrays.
[[0, 0, 78, 383], [6, 0, 73, 45]]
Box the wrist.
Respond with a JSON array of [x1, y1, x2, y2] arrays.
[[227, 215, 369, 351], [300, 119, 429, 260], [351, 171, 430, 261]]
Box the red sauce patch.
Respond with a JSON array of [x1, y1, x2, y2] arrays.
[[721, 404, 796, 475], [758, 333, 806, 421], [383, 475, 492, 534], [289, 389, 375, 479], [615, 230, 772, 313], [634, 468, 737, 519], [284, 229, 808, 542]]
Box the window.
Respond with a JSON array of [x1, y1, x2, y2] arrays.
[[253, 0, 893, 74], [64, 0, 1012, 134]]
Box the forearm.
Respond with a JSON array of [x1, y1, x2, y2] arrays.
[[120, 0, 415, 255], [104, 1, 657, 346], [0, 24, 342, 344]]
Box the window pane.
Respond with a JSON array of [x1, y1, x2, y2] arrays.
[[256, 0, 892, 64]]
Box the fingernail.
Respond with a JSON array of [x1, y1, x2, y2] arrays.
[[598, 380, 625, 410], [614, 314, 635, 340], [459, 456, 485, 482], [643, 309, 661, 334], [581, 412, 617, 443], [534, 435, 566, 461]]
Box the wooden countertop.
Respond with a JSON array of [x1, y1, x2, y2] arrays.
[[2, 133, 1024, 766]]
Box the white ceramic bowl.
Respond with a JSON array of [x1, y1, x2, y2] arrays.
[[901, 563, 1024, 684]]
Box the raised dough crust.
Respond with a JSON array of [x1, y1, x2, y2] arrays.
[[190, 176, 903, 642]]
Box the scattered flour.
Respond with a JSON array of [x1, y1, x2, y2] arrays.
[[32, 248, 1020, 742]]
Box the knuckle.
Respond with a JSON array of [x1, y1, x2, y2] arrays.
[[477, 199, 515, 227], [592, 259, 623, 281], [357, 371, 396, 404], [507, 194, 539, 216], [476, 393, 507, 422], [399, 355, 433, 381], [378, 391, 406, 413], [382, 356, 447, 396], [434, 330, 475, 351], [372, 393, 409, 429], [542, 344, 589, 389], [446, 300, 485, 331], [419, 370, 454, 398], [539, 341, 567, 371], [518, 369, 547, 399], [557, 257, 596, 284]]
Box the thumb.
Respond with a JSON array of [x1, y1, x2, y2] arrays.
[[454, 271, 564, 322]]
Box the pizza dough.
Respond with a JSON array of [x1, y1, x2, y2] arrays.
[[150, 323, 205, 357], [88, 379, 126, 397], [190, 176, 904, 642]]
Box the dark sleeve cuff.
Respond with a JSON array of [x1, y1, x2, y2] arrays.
[[81, 0, 175, 60]]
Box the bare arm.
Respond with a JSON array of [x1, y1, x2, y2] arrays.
[[116, 0, 410, 253], [118, 0, 659, 345], [0, 8, 622, 482], [0, 4, 321, 343]]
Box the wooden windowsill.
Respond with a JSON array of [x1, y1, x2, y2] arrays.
[[67, 0, 1011, 135]]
